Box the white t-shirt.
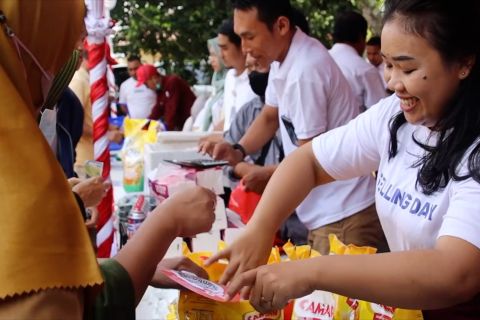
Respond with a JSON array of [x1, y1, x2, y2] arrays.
[[266, 28, 376, 229], [118, 77, 157, 119], [313, 94, 480, 251], [329, 43, 386, 110], [222, 69, 256, 132]]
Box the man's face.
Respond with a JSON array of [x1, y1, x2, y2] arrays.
[[128, 60, 141, 79], [217, 34, 245, 69], [145, 74, 161, 91], [234, 7, 285, 67], [366, 44, 382, 67]]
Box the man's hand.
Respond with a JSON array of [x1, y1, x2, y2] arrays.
[[199, 140, 244, 166], [151, 257, 209, 288], [234, 163, 275, 194], [155, 186, 216, 237], [71, 177, 110, 208]]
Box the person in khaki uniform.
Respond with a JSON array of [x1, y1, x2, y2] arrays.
[[0, 1, 216, 318]]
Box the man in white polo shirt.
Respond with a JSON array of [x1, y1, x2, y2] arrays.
[[118, 55, 157, 119], [201, 0, 387, 255], [329, 11, 386, 111], [218, 19, 256, 132]]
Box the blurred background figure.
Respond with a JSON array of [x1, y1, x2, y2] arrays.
[[190, 37, 228, 132], [118, 55, 157, 119], [329, 11, 386, 111], [136, 64, 196, 131], [366, 35, 388, 89]]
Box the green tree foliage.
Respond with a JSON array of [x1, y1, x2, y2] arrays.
[[111, 0, 383, 84], [112, 0, 231, 84]]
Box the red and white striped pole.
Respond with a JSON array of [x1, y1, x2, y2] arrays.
[[85, 0, 114, 258]]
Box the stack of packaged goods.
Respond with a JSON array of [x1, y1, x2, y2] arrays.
[[160, 237, 423, 320]]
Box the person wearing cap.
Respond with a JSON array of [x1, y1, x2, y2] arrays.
[[136, 64, 196, 130], [118, 55, 157, 119]]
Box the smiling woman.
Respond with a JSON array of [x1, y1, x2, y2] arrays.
[[205, 0, 480, 319]]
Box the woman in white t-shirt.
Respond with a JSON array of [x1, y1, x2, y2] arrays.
[[207, 0, 480, 318]]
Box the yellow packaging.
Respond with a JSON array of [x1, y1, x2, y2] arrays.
[[179, 291, 283, 320], [357, 301, 423, 320], [283, 241, 335, 320], [283, 240, 321, 261], [328, 235, 423, 320], [176, 241, 284, 319]]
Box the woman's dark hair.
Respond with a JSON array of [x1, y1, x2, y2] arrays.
[[218, 19, 241, 48], [385, 0, 480, 195]]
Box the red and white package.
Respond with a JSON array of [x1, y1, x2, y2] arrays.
[[292, 290, 336, 320], [161, 269, 240, 302]]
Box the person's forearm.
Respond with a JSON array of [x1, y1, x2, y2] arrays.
[[114, 210, 178, 305], [239, 109, 279, 155], [307, 248, 478, 309], [247, 143, 333, 234]]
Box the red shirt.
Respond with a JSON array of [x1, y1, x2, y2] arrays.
[[149, 75, 196, 130]]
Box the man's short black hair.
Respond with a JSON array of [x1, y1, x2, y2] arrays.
[[367, 36, 381, 47], [218, 19, 242, 48], [292, 7, 310, 35], [232, 0, 294, 31], [127, 55, 141, 63], [333, 11, 368, 44]]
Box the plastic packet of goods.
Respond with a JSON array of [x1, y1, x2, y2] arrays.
[[292, 290, 336, 320], [178, 291, 284, 320], [357, 301, 424, 320], [327, 235, 423, 320], [283, 240, 321, 261], [84, 160, 103, 178], [161, 269, 239, 302]]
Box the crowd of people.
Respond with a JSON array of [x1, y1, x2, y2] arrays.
[[1, 0, 479, 318]]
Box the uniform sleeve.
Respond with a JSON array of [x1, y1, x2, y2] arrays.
[[312, 96, 396, 180], [89, 259, 135, 320], [265, 70, 278, 108], [285, 77, 329, 140], [438, 166, 480, 249]]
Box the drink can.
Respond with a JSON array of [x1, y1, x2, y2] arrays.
[[127, 195, 147, 239]]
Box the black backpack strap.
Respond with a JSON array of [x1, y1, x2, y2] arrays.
[[254, 140, 272, 166]]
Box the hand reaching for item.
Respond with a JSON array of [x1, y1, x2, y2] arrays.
[[153, 186, 217, 237]]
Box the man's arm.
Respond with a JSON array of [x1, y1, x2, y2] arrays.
[[199, 105, 279, 166], [238, 105, 279, 155]]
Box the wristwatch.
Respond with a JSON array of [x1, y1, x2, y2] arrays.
[[232, 143, 247, 159]]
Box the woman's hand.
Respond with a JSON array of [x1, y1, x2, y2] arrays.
[[154, 186, 216, 237], [72, 177, 110, 208], [226, 260, 315, 314], [205, 224, 275, 294]]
